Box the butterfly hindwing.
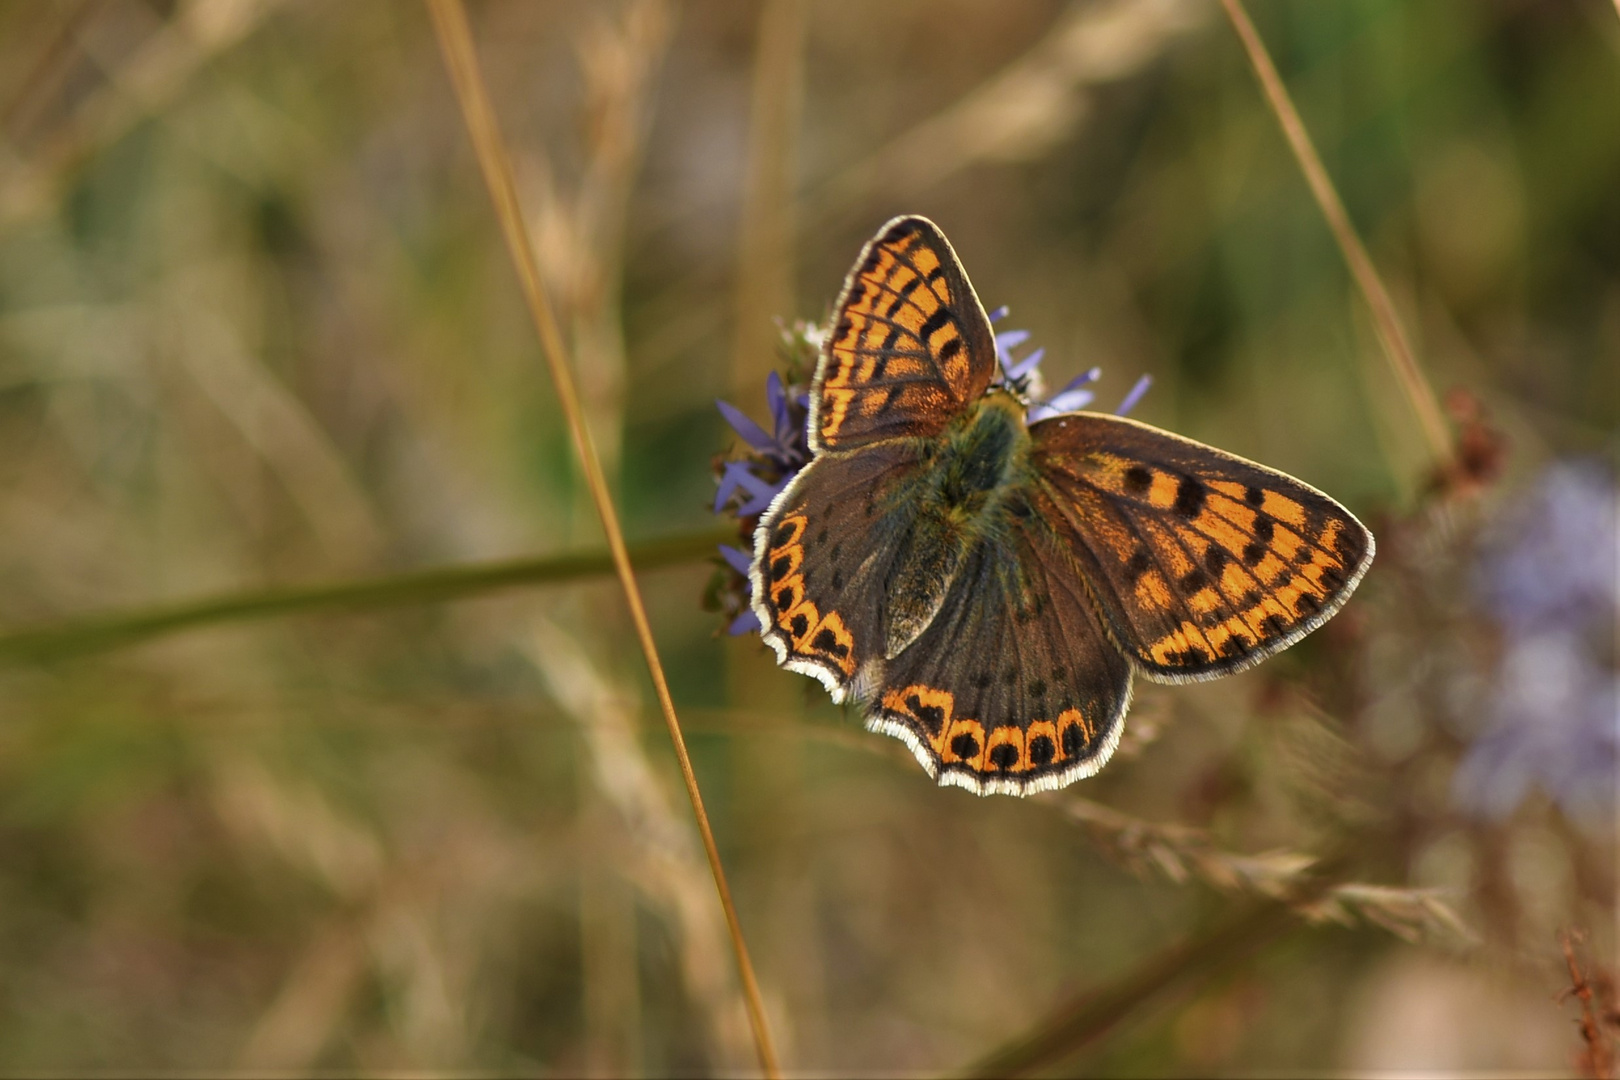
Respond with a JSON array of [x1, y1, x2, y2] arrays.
[[867, 520, 1134, 795], [810, 216, 997, 452], [751, 441, 927, 701], [1028, 412, 1374, 682]]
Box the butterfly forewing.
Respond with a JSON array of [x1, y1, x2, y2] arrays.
[[810, 216, 997, 451], [1029, 412, 1374, 682], [870, 523, 1133, 795]]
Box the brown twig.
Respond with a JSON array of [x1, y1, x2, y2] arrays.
[[1562, 931, 1616, 1079], [1218, 0, 1452, 469], [963, 853, 1348, 1078], [424, 3, 780, 1076]]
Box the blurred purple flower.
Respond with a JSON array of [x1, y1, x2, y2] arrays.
[[1474, 460, 1620, 632], [1452, 460, 1620, 823]]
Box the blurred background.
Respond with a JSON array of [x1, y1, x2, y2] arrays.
[[0, 0, 1615, 1073]]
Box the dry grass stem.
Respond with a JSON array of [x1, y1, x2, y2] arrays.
[[1219, 0, 1452, 468], [0, 0, 102, 140], [526, 0, 671, 481], [0, 0, 283, 234], [528, 621, 757, 1071], [731, 0, 805, 394], [424, 2, 780, 1075], [810, 0, 1206, 217], [1057, 796, 1472, 945]]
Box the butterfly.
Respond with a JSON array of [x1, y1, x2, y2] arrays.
[[748, 216, 1374, 796]]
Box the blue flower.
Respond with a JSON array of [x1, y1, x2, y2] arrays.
[[1452, 460, 1620, 824]]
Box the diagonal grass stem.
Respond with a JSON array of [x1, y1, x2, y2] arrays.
[[1219, 0, 1453, 468], [424, 3, 781, 1075]]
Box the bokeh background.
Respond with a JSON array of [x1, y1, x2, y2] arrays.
[[0, 0, 1616, 1074]]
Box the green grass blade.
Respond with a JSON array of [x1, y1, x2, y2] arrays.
[[0, 527, 735, 665]]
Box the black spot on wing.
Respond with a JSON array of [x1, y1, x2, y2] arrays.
[[1061, 723, 1084, 758], [1173, 476, 1206, 518], [919, 308, 952, 342], [883, 221, 916, 244]]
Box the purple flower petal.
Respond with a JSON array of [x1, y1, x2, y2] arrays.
[[988, 305, 1010, 323], [995, 329, 1031, 357], [728, 609, 762, 636], [1006, 347, 1046, 382], [1042, 388, 1096, 414], [1115, 374, 1153, 416], [737, 469, 794, 516], [716, 399, 777, 454], [714, 461, 782, 514], [766, 372, 793, 443], [1068, 367, 1104, 390], [718, 544, 753, 577]]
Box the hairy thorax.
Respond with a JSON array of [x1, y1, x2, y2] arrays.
[[884, 391, 1031, 658]]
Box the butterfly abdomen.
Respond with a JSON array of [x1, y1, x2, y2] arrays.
[[883, 395, 1033, 659]]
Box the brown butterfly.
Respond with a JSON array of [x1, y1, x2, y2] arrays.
[[749, 216, 1374, 796]]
